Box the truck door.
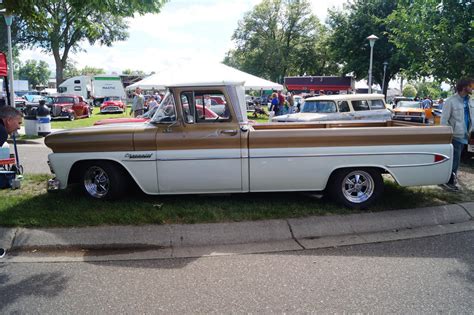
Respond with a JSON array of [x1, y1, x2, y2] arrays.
[[155, 89, 243, 194]]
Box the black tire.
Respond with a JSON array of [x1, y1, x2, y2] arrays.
[[68, 113, 76, 121], [94, 99, 102, 107], [80, 161, 128, 200], [329, 168, 383, 209]]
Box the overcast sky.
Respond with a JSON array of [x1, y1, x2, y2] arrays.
[[19, 0, 346, 74]]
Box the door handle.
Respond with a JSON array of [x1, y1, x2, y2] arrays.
[[220, 129, 238, 136]]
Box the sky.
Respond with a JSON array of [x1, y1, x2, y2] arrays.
[[19, 0, 346, 74]]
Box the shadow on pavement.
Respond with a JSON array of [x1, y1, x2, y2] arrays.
[[0, 264, 69, 311]]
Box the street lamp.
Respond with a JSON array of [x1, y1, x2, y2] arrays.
[[366, 34, 378, 94], [381, 61, 389, 99], [2, 12, 15, 107]]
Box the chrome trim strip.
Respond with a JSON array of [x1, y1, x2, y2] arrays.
[[249, 152, 450, 159], [155, 152, 450, 163], [158, 157, 240, 161], [386, 160, 448, 168]]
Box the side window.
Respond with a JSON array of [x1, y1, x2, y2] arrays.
[[368, 99, 385, 110], [338, 101, 350, 112], [74, 86, 81, 91], [352, 100, 370, 111], [181, 90, 231, 124]]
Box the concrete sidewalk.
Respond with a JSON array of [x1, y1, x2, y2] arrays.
[[1, 203, 473, 260]]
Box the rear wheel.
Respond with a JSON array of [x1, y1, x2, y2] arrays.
[[329, 168, 383, 209], [81, 162, 127, 200]]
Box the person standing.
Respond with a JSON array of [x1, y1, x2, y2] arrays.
[[131, 87, 145, 117], [440, 78, 473, 191]]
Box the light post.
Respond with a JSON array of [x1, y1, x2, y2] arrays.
[[381, 61, 388, 98], [3, 12, 15, 107], [366, 34, 378, 94]]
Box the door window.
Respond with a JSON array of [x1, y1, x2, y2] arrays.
[[368, 99, 386, 110], [338, 101, 350, 112], [181, 91, 231, 124], [352, 100, 370, 111]]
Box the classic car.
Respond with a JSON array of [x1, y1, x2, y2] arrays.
[[271, 94, 392, 122], [99, 96, 125, 113], [45, 95, 92, 120], [45, 82, 453, 209], [94, 104, 219, 126], [392, 101, 432, 123]]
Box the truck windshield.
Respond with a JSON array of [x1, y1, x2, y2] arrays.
[[151, 92, 176, 123]]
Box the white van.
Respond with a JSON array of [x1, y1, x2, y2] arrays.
[[272, 94, 392, 122], [58, 75, 126, 106]]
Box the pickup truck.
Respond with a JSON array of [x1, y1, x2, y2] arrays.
[[45, 81, 453, 208]]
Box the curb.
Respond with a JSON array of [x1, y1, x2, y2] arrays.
[[1, 203, 473, 256]]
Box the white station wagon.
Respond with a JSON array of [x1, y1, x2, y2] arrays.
[[272, 94, 392, 122]]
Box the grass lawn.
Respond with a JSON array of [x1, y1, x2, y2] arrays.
[[50, 107, 132, 129], [1, 161, 473, 228]]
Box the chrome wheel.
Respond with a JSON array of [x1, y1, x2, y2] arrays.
[[341, 170, 375, 204], [83, 166, 110, 198]]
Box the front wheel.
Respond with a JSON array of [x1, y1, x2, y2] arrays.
[[68, 113, 76, 121], [81, 162, 127, 200], [329, 168, 383, 209]]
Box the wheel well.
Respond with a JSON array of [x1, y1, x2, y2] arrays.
[[326, 166, 388, 188], [68, 160, 135, 186]]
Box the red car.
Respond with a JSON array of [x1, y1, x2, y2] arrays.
[[100, 96, 126, 114], [94, 104, 218, 126], [45, 95, 91, 121]]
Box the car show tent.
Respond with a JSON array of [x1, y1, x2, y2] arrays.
[[126, 62, 283, 91]]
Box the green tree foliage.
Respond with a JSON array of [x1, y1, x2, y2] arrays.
[[413, 81, 444, 99], [4, 0, 167, 85], [81, 66, 105, 76], [402, 84, 417, 97], [223, 0, 338, 83], [387, 0, 473, 86], [327, 0, 408, 95], [63, 60, 80, 79], [18, 59, 51, 88], [122, 69, 147, 75]]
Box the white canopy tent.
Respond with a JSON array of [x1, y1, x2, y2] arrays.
[[126, 62, 283, 91]]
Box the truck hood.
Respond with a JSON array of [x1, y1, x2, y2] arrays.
[[45, 123, 155, 153]]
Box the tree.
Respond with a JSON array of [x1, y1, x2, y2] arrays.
[[80, 66, 105, 76], [122, 69, 147, 75], [413, 81, 443, 99], [5, 0, 167, 85], [63, 60, 80, 79], [402, 84, 417, 97], [387, 0, 473, 87], [327, 0, 408, 95], [18, 59, 51, 88], [223, 0, 337, 83]]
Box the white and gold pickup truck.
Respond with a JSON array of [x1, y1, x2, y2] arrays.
[[45, 81, 453, 208]]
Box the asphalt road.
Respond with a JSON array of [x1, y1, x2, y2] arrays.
[[15, 140, 52, 174], [1, 231, 472, 313]]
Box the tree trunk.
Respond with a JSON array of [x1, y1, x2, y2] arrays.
[[55, 62, 63, 90]]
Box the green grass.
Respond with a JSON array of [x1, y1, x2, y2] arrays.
[[50, 107, 132, 129], [1, 164, 473, 228], [247, 112, 270, 123]]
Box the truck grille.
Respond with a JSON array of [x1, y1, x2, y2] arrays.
[[52, 105, 62, 116]]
